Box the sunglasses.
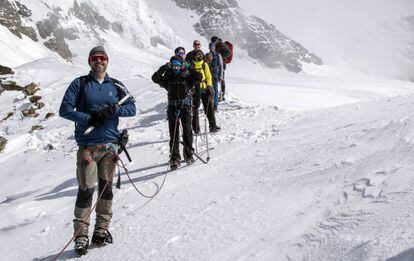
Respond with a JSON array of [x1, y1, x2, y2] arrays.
[[194, 43, 200, 46], [89, 55, 108, 62]]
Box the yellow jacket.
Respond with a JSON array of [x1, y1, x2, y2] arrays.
[[193, 61, 212, 90]]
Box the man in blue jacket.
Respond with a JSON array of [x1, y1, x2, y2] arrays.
[[207, 42, 223, 111], [59, 46, 136, 256]]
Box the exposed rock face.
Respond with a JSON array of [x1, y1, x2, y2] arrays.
[[45, 112, 55, 119], [111, 22, 124, 33], [2, 81, 24, 91], [0, 65, 14, 75], [0, 137, 7, 153], [0, 0, 37, 41], [71, 1, 110, 30], [23, 83, 40, 95], [29, 95, 41, 103], [36, 101, 45, 109], [22, 107, 39, 118], [1, 112, 13, 122], [43, 37, 73, 61], [172, 0, 322, 72], [1, 0, 76, 61], [36, 13, 76, 61], [31, 125, 44, 132], [150, 36, 167, 47]]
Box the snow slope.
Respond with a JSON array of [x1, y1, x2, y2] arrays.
[[2, 72, 414, 260], [2, 1, 414, 261]]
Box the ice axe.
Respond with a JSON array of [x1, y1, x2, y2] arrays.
[[84, 93, 131, 135]]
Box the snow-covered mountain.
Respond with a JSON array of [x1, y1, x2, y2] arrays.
[[2, 1, 414, 260], [0, 0, 322, 72], [171, 0, 322, 72]]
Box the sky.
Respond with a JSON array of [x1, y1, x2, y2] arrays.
[[237, 0, 414, 78]]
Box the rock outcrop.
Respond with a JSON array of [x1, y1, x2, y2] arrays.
[[172, 0, 322, 72]]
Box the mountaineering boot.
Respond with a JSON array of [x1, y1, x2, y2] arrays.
[[169, 159, 181, 170], [184, 155, 195, 166], [74, 236, 89, 256], [209, 125, 221, 133], [92, 229, 113, 246]]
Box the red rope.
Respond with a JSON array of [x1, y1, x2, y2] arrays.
[[53, 156, 117, 260], [54, 115, 181, 259]]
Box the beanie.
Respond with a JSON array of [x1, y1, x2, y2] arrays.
[[89, 46, 107, 57]]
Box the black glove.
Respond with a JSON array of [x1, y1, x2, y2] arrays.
[[89, 111, 106, 128], [88, 105, 118, 127], [101, 104, 118, 118]]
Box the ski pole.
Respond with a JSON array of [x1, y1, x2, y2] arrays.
[[84, 93, 131, 135], [205, 94, 211, 162], [179, 141, 208, 164]]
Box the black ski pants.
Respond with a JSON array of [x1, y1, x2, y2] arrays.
[[221, 63, 226, 96], [167, 105, 193, 161], [192, 89, 217, 131]]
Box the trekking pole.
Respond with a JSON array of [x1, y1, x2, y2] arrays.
[[179, 141, 208, 164], [84, 93, 131, 135], [202, 93, 211, 162]]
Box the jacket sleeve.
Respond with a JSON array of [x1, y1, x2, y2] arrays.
[[59, 78, 91, 125], [218, 54, 224, 79], [151, 65, 168, 89], [116, 81, 136, 117], [203, 62, 213, 87]]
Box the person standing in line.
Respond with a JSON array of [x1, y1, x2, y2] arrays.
[[206, 42, 223, 111], [211, 36, 231, 101], [152, 50, 202, 169], [59, 46, 136, 256], [186, 40, 204, 64], [191, 50, 220, 133]]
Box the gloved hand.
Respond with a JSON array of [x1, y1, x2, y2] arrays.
[[160, 62, 171, 71], [88, 110, 106, 128], [101, 104, 119, 118], [88, 104, 119, 127]]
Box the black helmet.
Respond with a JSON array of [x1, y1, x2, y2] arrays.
[[174, 46, 185, 54]]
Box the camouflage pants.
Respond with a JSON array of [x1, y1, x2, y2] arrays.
[[73, 144, 118, 238]]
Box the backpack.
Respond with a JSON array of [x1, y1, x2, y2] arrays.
[[223, 41, 233, 64], [215, 40, 231, 61], [75, 76, 125, 110]]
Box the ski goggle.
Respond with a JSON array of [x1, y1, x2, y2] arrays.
[[171, 63, 183, 70], [89, 55, 108, 62], [175, 51, 185, 58]]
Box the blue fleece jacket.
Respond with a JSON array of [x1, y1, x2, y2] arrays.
[[59, 72, 136, 145]]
